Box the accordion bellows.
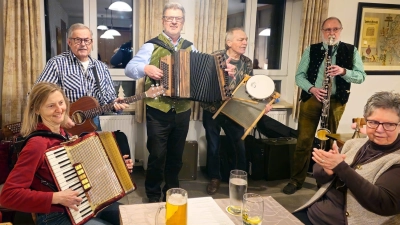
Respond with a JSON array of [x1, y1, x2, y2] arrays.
[[159, 50, 231, 102]]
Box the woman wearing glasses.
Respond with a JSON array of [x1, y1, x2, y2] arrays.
[[293, 91, 400, 224]]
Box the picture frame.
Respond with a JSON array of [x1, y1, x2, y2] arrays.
[[354, 3, 400, 75]]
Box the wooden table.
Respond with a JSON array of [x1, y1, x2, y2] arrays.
[[327, 133, 367, 148], [119, 196, 302, 225]]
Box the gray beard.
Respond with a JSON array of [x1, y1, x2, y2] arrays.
[[322, 36, 340, 45]]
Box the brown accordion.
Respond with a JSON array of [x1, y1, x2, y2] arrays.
[[45, 132, 135, 225], [159, 50, 232, 102]]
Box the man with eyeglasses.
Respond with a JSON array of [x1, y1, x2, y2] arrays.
[[283, 17, 367, 195], [36, 23, 129, 131], [125, 2, 196, 203]]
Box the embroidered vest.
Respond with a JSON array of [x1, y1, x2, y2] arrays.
[[300, 42, 354, 105], [144, 34, 193, 113]]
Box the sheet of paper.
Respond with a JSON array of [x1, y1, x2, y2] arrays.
[[188, 197, 235, 225]]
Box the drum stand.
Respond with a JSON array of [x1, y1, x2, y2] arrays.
[[213, 75, 280, 140]]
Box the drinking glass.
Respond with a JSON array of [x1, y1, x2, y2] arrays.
[[242, 193, 264, 225], [227, 169, 248, 215], [155, 188, 188, 225]]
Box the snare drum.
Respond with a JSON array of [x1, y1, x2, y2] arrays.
[[245, 75, 275, 100]]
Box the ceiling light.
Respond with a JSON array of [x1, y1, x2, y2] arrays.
[[97, 14, 109, 30], [97, 25, 108, 30], [104, 29, 121, 36], [259, 28, 271, 36], [100, 32, 114, 39], [109, 1, 132, 12]]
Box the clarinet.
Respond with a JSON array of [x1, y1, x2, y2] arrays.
[[316, 35, 335, 150]]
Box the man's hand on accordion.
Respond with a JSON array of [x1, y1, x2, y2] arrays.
[[123, 154, 134, 173], [52, 189, 82, 211], [225, 57, 237, 79], [145, 65, 163, 80]]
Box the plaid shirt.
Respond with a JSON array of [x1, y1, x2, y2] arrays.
[[36, 51, 116, 105]]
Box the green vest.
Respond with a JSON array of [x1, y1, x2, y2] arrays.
[[145, 34, 192, 113]]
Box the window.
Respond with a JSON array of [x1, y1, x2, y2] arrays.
[[227, 0, 290, 76], [44, 0, 135, 79], [227, 1, 246, 29], [44, 0, 83, 60], [97, 2, 133, 70], [253, 2, 285, 70]]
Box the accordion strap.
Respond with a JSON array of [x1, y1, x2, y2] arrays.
[[20, 130, 68, 150], [19, 131, 69, 191], [35, 173, 58, 192], [145, 37, 193, 53]]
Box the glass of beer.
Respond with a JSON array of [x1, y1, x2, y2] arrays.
[[155, 188, 187, 225], [227, 169, 248, 215], [242, 193, 264, 225]]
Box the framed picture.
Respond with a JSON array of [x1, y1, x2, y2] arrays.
[[354, 3, 400, 75]]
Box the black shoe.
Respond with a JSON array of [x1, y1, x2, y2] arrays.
[[282, 183, 301, 195], [207, 179, 221, 195], [148, 198, 160, 203]]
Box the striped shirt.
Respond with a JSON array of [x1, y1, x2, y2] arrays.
[[36, 51, 116, 105]]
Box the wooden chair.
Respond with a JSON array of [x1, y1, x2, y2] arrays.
[[352, 117, 366, 139]]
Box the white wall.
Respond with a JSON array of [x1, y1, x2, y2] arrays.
[[327, 0, 400, 133]]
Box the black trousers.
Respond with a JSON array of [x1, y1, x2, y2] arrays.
[[145, 106, 191, 199]]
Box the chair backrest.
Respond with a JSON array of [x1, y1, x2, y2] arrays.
[[352, 117, 366, 139], [352, 117, 366, 126]]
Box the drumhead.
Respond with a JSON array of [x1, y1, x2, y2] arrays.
[[246, 75, 275, 100]]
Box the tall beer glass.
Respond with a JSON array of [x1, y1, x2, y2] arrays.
[[228, 169, 248, 215], [155, 188, 187, 225]]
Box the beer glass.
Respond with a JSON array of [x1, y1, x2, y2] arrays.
[[227, 169, 248, 215], [155, 188, 187, 225], [242, 193, 264, 225]]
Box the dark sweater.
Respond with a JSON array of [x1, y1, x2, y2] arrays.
[[308, 135, 400, 225]]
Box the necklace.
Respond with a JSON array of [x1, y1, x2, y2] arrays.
[[351, 143, 385, 167]]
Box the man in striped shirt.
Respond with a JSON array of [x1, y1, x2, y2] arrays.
[[36, 23, 128, 130]]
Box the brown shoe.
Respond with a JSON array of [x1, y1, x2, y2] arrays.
[[207, 179, 221, 195]]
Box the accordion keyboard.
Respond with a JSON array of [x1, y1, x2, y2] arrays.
[[46, 147, 94, 224]]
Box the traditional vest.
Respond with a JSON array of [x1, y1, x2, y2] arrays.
[[144, 34, 193, 113], [300, 42, 354, 105], [295, 138, 400, 224]]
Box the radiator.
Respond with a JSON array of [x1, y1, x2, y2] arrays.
[[268, 110, 287, 125], [99, 115, 136, 163]]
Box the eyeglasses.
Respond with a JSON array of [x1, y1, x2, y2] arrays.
[[366, 120, 400, 131], [321, 27, 342, 33], [163, 16, 184, 22], [69, 38, 93, 45]]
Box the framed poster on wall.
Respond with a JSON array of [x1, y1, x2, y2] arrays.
[[354, 3, 400, 75]]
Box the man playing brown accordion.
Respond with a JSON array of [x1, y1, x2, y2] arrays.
[[125, 2, 197, 203]]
